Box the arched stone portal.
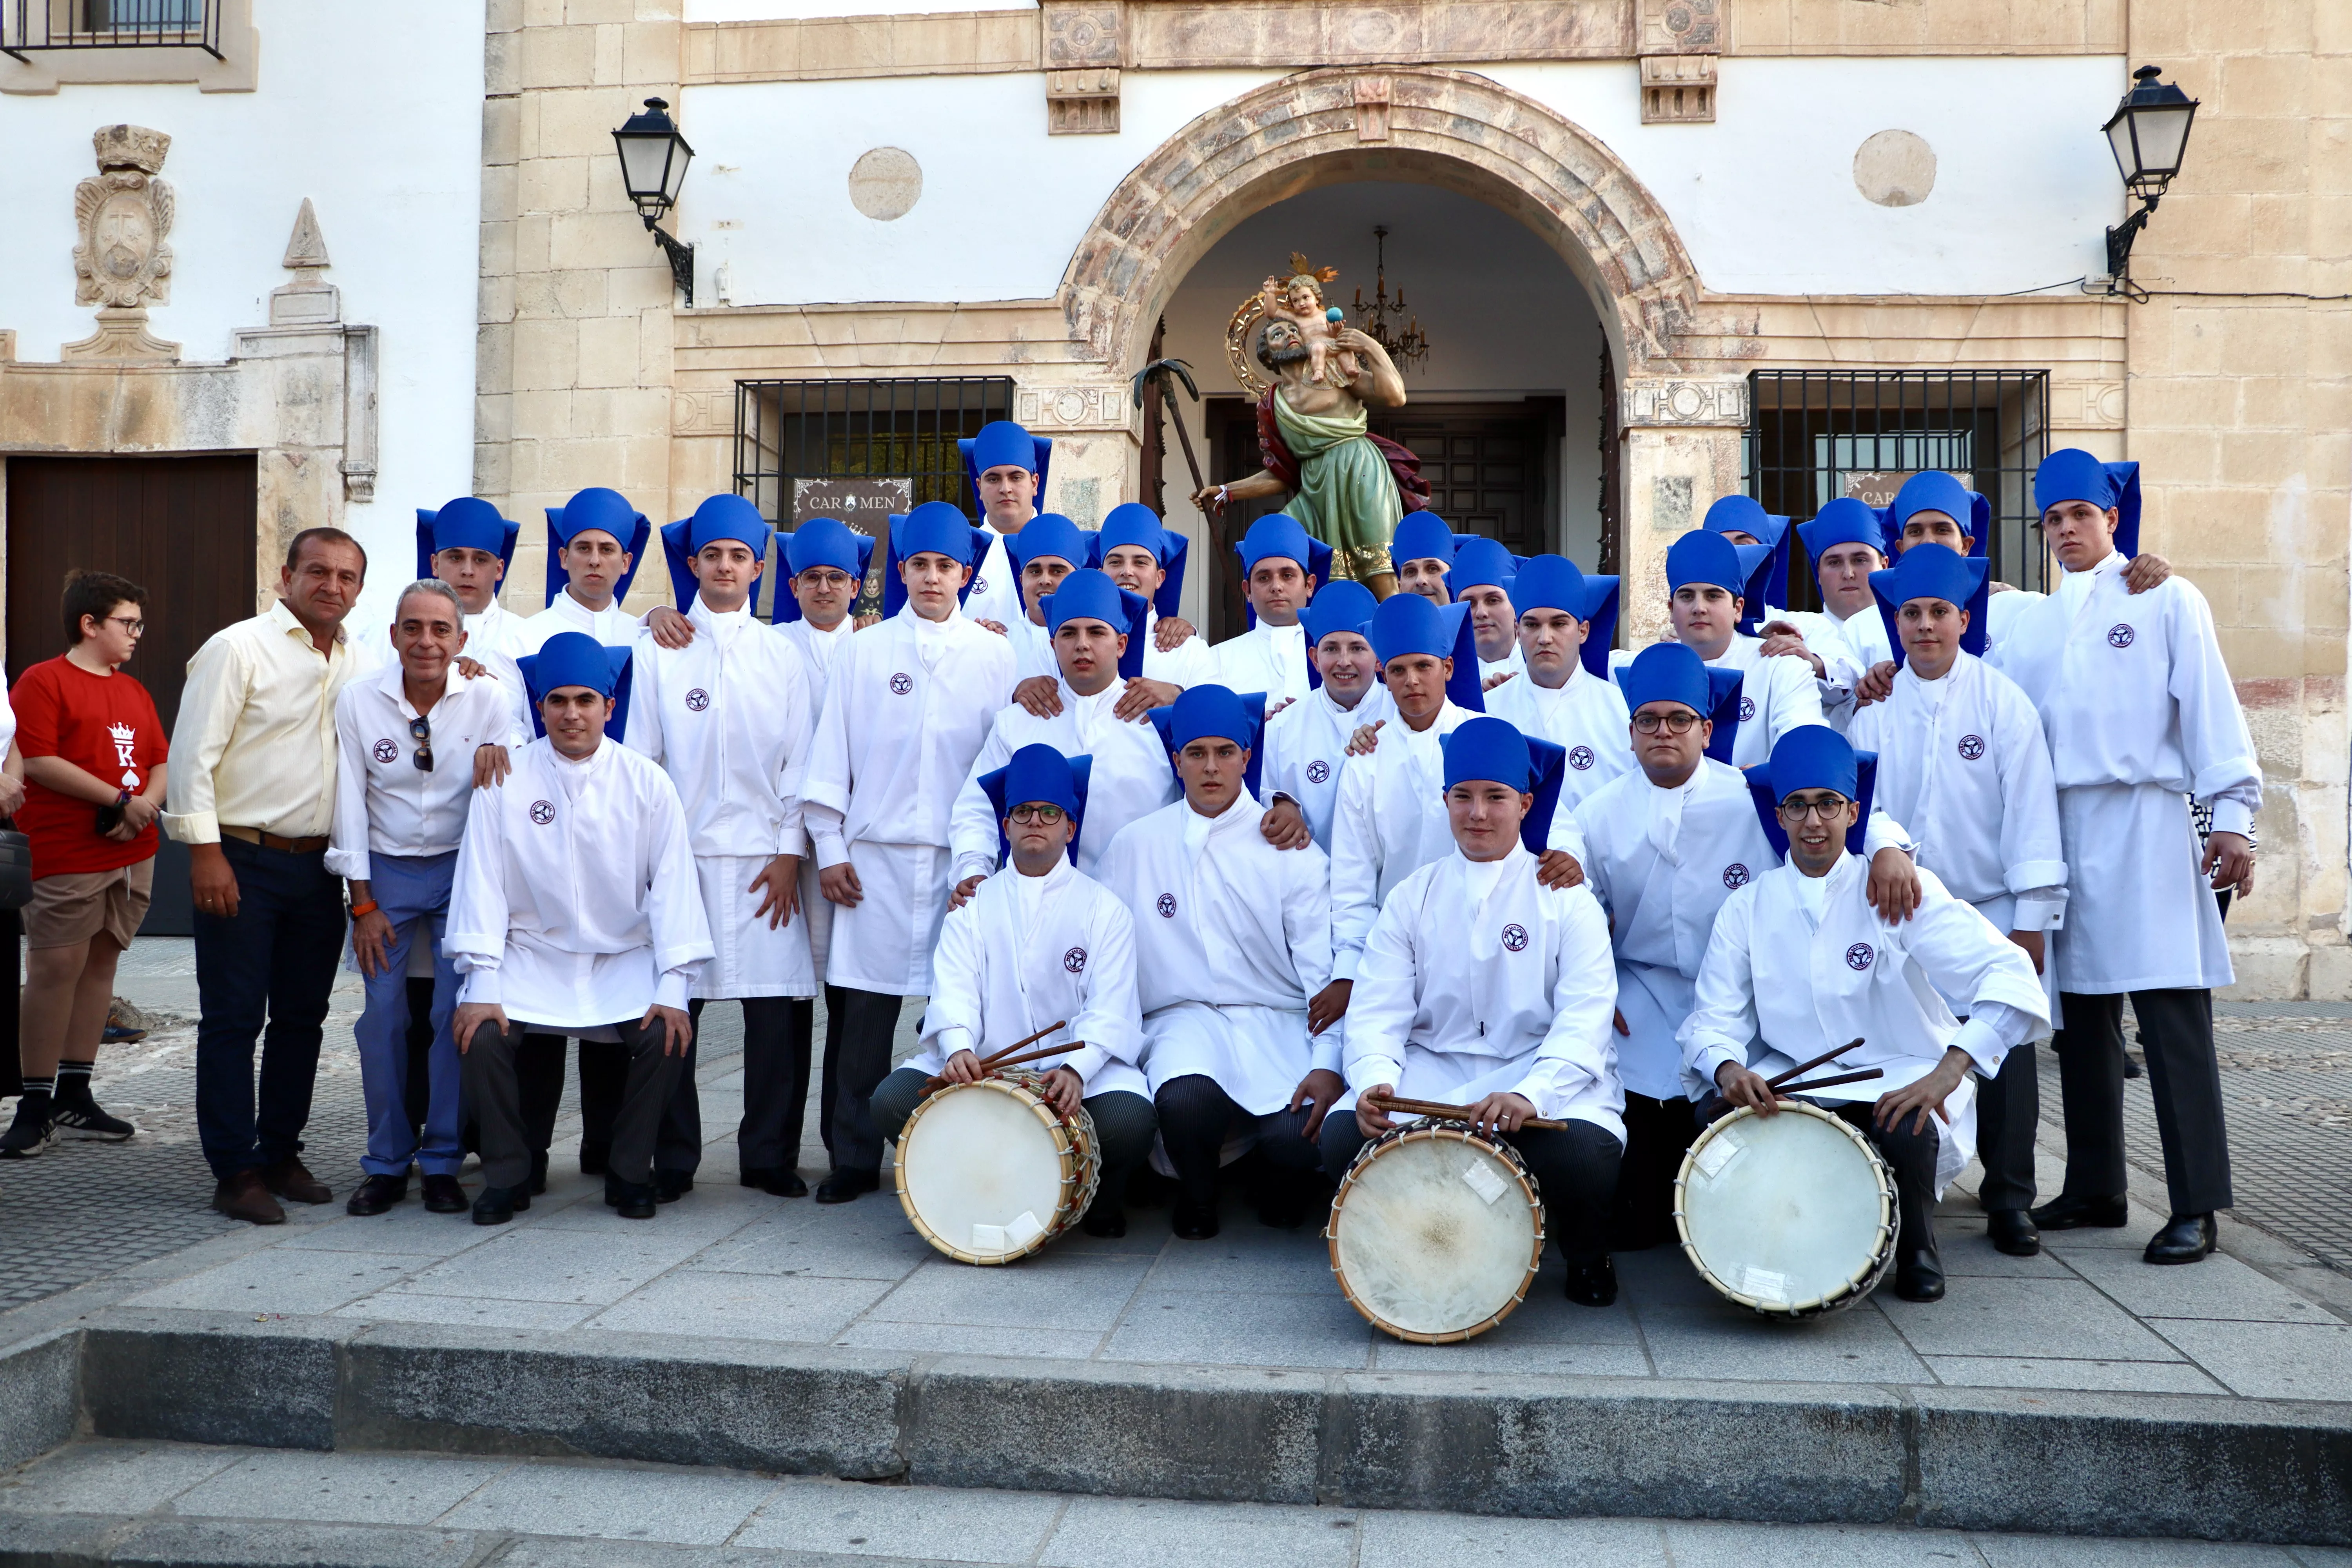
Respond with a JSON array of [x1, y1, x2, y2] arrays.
[[1056, 65, 1756, 642]]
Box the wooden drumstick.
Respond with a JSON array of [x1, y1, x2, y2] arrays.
[[1369, 1092, 1571, 1132], [979, 1020, 1070, 1067], [978, 1040, 1083, 1073], [1765, 1037, 1866, 1092], [1772, 1068, 1884, 1096], [921, 1020, 1072, 1094]]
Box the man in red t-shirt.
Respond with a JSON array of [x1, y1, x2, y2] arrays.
[[0, 570, 169, 1158]]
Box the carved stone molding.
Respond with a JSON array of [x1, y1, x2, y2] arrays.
[[1621, 377, 1749, 427], [1639, 0, 1720, 54], [1043, 0, 1120, 132], [65, 124, 179, 363], [1047, 68, 1120, 134], [1353, 76, 1392, 141], [1014, 383, 1134, 434], [1639, 54, 1715, 123], [269, 198, 342, 327]]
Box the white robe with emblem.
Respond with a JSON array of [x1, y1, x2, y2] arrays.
[[801, 606, 1018, 994], [962, 525, 1022, 633], [774, 614, 859, 979], [909, 856, 1146, 1098], [1259, 683, 1395, 851], [947, 679, 1180, 882], [1141, 612, 1220, 689], [1485, 663, 1636, 817], [1098, 793, 1339, 1114]]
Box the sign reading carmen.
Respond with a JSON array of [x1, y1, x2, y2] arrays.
[[793, 476, 912, 616]]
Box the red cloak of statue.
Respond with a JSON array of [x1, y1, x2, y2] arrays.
[[1255, 387, 1432, 516]]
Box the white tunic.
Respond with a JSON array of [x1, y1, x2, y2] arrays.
[[627, 597, 819, 1000], [1340, 845, 1624, 1141], [1478, 643, 1528, 686], [962, 525, 1023, 632], [510, 588, 640, 654], [1484, 663, 1636, 817], [801, 606, 1018, 994], [1680, 855, 2049, 1189], [1847, 651, 2066, 935], [774, 614, 858, 980], [910, 857, 1147, 1099], [1097, 793, 1340, 1114], [446, 737, 712, 1030], [1991, 551, 2259, 993], [947, 679, 1180, 882], [1327, 700, 1477, 982], [1573, 759, 1778, 1102], [1212, 621, 1311, 707], [327, 663, 520, 882], [1141, 612, 1220, 689], [1004, 613, 1055, 684], [1778, 606, 1886, 734], [1260, 684, 1396, 850]]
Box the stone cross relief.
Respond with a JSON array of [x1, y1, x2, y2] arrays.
[[65, 122, 180, 361]]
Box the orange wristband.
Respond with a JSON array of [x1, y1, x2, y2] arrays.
[[347, 899, 379, 918]]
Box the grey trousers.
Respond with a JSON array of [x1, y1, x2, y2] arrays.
[[2053, 988, 2233, 1216], [1973, 1041, 2042, 1213], [464, 1016, 682, 1191]]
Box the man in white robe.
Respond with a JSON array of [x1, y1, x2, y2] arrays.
[[1485, 554, 1632, 813], [1259, 581, 1392, 852], [958, 419, 1050, 635], [801, 502, 1018, 1202], [447, 632, 711, 1224], [1211, 514, 1325, 708], [1613, 530, 1824, 770], [1849, 542, 2067, 1256], [1758, 498, 1889, 733], [996, 512, 1091, 685], [1448, 536, 1527, 686], [1684, 725, 2047, 1302], [1098, 503, 1215, 691], [870, 745, 1153, 1236], [628, 495, 819, 1200], [1099, 686, 1345, 1239], [1389, 511, 1459, 605], [949, 569, 1176, 886], [1332, 716, 1627, 1307], [1991, 450, 2258, 1267]]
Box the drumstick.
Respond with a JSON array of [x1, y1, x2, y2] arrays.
[[921, 1022, 1074, 1094], [1765, 1038, 1866, 1091], [979, 1041, 1083, 1073], [978, 1020, 1069, 1067], [1772, 1068, 1884, 1096], [1368, 1093, 1571, 1132]]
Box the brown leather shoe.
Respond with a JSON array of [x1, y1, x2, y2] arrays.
[[262, 1156, 332, 1205], [213, 1169, 285, 1226]]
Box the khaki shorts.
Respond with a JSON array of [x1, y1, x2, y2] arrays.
[[27, 859, 156, 950]]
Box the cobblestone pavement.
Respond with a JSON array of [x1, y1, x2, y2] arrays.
[[2, 942, 2348, 1318]]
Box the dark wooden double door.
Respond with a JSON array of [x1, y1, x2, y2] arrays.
[[5, 454, 259, 936]]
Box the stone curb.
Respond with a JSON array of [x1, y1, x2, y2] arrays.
[[9, 1308, 2351, 1546]]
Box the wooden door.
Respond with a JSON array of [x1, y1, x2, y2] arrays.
[[1371, 400, 1563, 558], [5, 454, 259, 935]]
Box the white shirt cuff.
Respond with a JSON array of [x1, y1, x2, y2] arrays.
[[2207, 798, 2256, 839]]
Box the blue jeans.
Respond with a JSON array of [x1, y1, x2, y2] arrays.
[[192, 837, 346, 1181], [352, 851, 462, 1177]]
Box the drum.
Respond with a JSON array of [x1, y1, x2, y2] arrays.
[[895, 1071, 1102, 1266], [1325, 1120, 1546, 1343], [1675, 1101, 1897, 1319]]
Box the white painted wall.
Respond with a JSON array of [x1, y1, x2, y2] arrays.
[[681, 56, 2126, 307], [0, 0, 486, 635]]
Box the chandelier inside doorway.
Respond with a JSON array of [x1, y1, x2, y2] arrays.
[[1353, 226, 1430, 374]]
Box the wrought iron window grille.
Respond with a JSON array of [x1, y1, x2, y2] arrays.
[[4, 0, 220, 58]]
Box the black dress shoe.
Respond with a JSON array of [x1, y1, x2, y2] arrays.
[[763, 1169, 808, 1198], [1565, 1255, 1618, 1307], [578, 1143, 609, 1178], [1893, 1244, 1947, 1302], [472, 1185, 520, 1225], [815, 1167, 880, 1204], [1986, 1207, 2042, 1257], [1081, 1196, 1127, 1238], [529, 1151, 550, 1196], [1255, 1180, 1308, 1231], [2029, 1192, 2129, 1230], [1171, 1198, 1220, 1240], [420, 1174, 468, 1214], [345, 1174, 407, 1216], [2145, 1211, 2218, 1265], [611, 1181, 659, 1220], [655, 1169, 693, 1203]]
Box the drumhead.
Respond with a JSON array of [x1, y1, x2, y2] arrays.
[[1328, 1125, 1544, 1343], [897, 1080, 1072, 1265], [1677, 1102, 1895, 1316]]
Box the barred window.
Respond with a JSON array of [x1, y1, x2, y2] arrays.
[[4, 0, 216, 54]]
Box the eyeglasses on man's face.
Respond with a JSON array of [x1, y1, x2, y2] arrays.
[[1632, 710, 1700, 735], [105, 616, 145, 637], [1008, 803, 1065, 825], [1777, 795, 1852, 823]]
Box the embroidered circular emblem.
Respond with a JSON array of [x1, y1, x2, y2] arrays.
[[1062, 946, 1088, 974], [1722, 863, 1750, 889], [1568, 746, 1595, 771], [1957, 733, 1986, 762], [889, 672, 914, 695], [971, 576, 989, 595], [1845, 942, 1876, 971], [372, 739, 398, 764], [1305, 759, 1331, 784], [1155, 892, 1178, 919], [1738, 697, 1756, 722], [529, 800, 556, 826], [685, 688, 710, 712], [1500, 924, 1530, 953], [2107, 623, 2136, 649]]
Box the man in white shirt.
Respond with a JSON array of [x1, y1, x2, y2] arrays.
[[1447, 537, 1527, 686], [1685, 725, 2049, 1302], [1849, 543, 2067, 1256], [1485, 554, 1631, 814], [165, 527, 370, 1225], [1700, 494, 1793, 621], [1389, 511, 1459, 604], [1098, 503, 1214, 693], [1100, 686, 1345, 1238], [369, 500, 532, 677], [330, 581, 518, 1220], [1993, 450, 2258, 1267], [870, 744, 1152, 1236], [1331, 716, 1626, 1307], [1259, 580, 1391, 851], [1212, 514, 1328, 708], [1762, 498, 1889, 733], [958, 419, 1051, 634], [801, 502, 1019, 1202], [1000, 513, 1093, 686], [951, 569, 1174, 889], [1616, 530, 1826, 769], [631, 495, 820, 1200], [448, 632, 711, 1224], [514, 486, 652, 653]]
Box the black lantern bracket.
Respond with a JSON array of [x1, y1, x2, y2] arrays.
[[612, 96, 698, 307], [647, 220, 696, 307], [2087, 65, 2199, 304]]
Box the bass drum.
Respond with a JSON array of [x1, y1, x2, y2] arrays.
[[1326, 1120, 1546, 1343], [895, 1071, 1101, 1265], [1675, 1100, 1896, 1319]]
